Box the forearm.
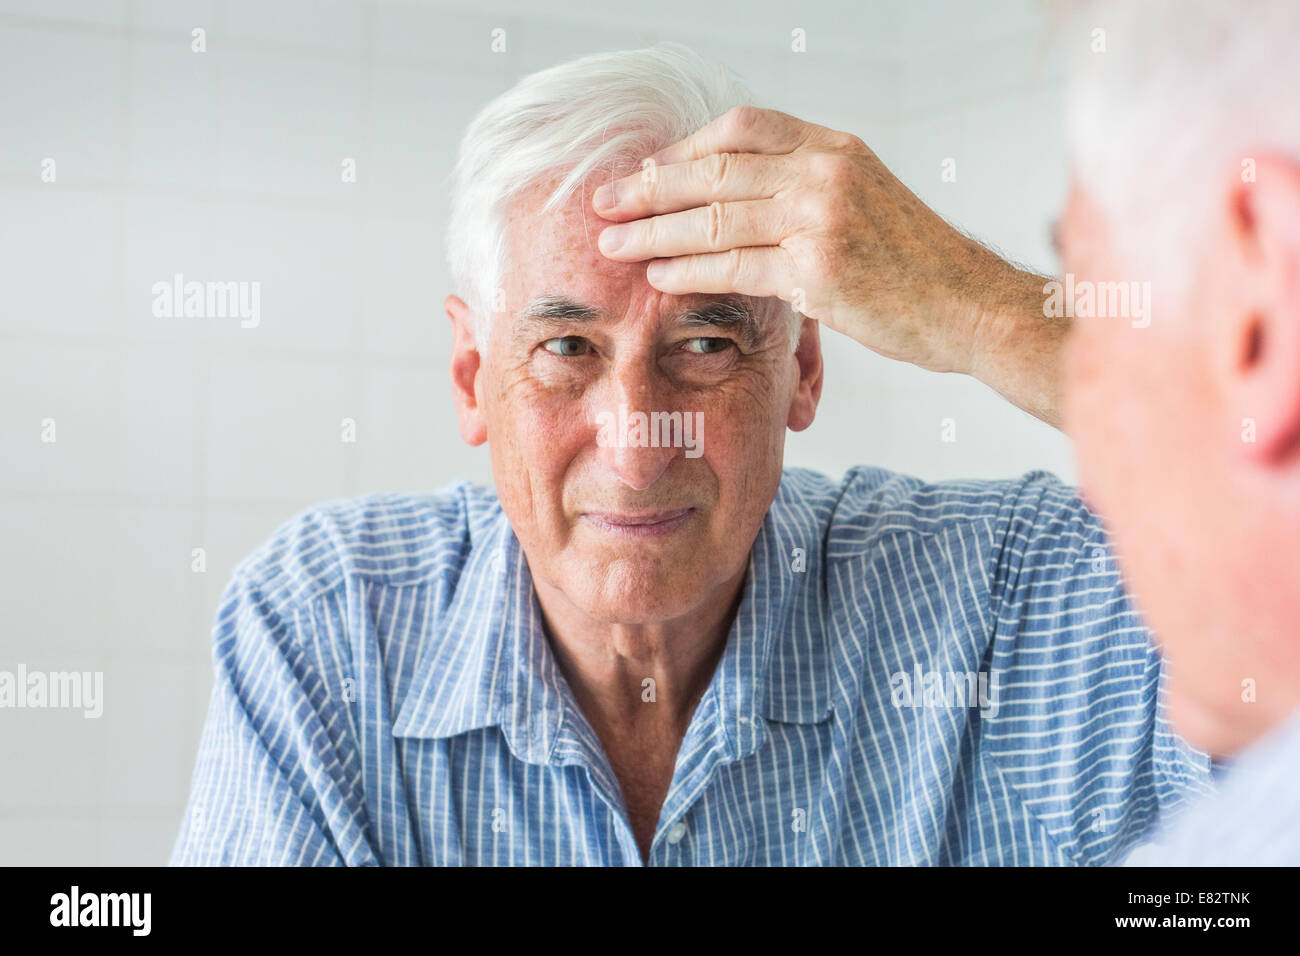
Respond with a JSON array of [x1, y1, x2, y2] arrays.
[[961, 249, 1066, 430], [586, 108, 1070, 428], [830, 204, 1068, 430]]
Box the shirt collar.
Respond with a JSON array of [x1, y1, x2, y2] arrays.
[[392, 471, 832, 763]]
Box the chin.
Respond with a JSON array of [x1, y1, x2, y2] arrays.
[[578, 559, 705, 624], [579, 589, 692, 626]]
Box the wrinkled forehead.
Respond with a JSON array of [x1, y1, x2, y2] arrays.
[[499, 168, 783, 336], [500, 169, 644, 310]]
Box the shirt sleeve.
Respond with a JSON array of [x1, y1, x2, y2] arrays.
[[980, 470, 1215, 865], [169, 561, 377, 866]]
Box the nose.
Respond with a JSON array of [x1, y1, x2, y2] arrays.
[[604, 430, 678, 491], [592, 360, 683, 492]]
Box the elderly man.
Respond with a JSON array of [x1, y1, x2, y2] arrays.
[[173, 39, 1217, 866], [1058, 0, 1300, 864], [584, 4, 1300, 863]]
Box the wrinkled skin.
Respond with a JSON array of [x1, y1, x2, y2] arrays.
[[445, 166, 824, 857], [448, 168, 821, 633]]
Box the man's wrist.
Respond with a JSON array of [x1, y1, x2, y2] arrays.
[[961, 254, 1067, 428], [937, 239, 1037, 377], [970, 264, 1055, 367]]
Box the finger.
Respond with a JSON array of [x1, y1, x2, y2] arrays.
[[645, 106, 813, 167], [598, 199, 792, 261], [592, 152, 795, 222], [643, 246, 798, 302]]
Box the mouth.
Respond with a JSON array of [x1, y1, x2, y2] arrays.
[[581, 507, 694, 538]]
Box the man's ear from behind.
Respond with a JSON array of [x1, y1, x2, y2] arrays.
[[1210, 153, 1300, 469]]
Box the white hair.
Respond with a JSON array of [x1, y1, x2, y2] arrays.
[[445, 42, 802, 352], [1062, 0, 1300, 283]]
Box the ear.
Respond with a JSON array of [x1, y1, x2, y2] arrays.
[[446, 294, 488, 447], [1216, 155, 1300, 465], [787, 317, 824, 432]]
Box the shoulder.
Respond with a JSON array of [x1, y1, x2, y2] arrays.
[[228, 478, 503, 614], [789, 465, 1084, 557]]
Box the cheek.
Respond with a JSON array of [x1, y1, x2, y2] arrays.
[[701, 388, 789, 514], [492, 383, 587, 471], [481, 363, 590, 515]]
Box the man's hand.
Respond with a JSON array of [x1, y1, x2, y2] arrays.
[[592, 106, 1064, 427]]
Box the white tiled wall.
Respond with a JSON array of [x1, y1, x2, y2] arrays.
[[0, 0, 1073, 864]]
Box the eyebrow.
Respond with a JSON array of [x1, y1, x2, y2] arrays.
[[681, 299, 761, 349], [521, 295, 603, 324], [518, 294, 762, 348]]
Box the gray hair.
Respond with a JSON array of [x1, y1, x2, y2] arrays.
[[1062, 0, 1300, 282], [445, 42, 802, 352]]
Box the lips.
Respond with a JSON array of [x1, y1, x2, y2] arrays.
[[581, 507, 694, 538], [585, 508, 692, 525]]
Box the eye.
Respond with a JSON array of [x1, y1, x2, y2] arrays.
[[682, 337, 734, 355], [542, 336, 592, 357]]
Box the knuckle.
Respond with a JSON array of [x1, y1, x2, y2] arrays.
[[724, 104, 762, 134], [832, 131, 868, 153], [794, 234, 838, 279], [799, 190, 837, 228], [641, 215, 661, 249], [705, 200, 727, 249], [810, 152, 852, 187], [727, 247, 748, 282], [704, 151, 733, 190], [639, 168, 661, 202]]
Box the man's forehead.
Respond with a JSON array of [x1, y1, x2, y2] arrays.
[[501, 172, 781, 344], [501, 173, 638, 292]]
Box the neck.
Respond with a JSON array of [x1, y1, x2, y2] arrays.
[[531, 564, 748, 737]]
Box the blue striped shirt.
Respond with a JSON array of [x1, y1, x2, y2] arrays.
[[170, 466, 1213, 866]]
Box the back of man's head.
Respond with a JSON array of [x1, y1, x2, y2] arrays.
[[1059, 0, 1300, 756]]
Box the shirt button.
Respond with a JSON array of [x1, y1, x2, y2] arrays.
[[665, 821, 688, 845]]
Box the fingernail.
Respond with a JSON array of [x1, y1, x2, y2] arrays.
[[646, 261, 667, 283], [599, 224, 627, 254], [593, 183, 619, 211]]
